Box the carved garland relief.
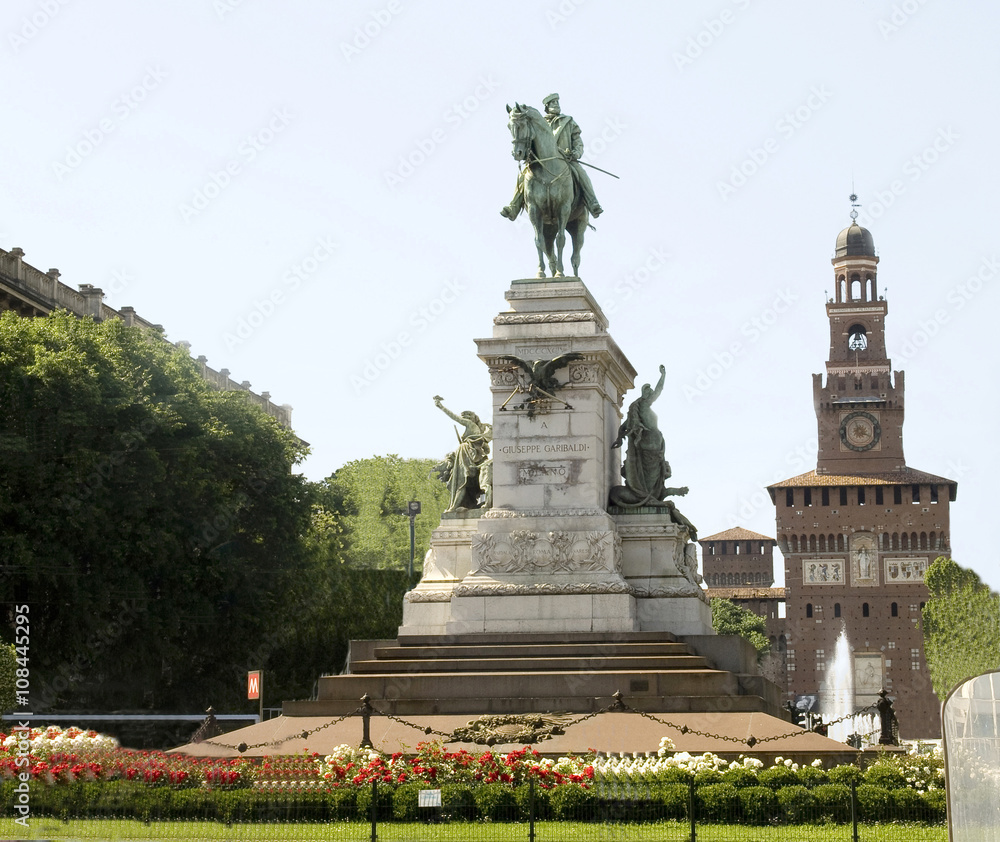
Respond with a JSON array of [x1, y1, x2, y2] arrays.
[[471, 529, 619, 575]]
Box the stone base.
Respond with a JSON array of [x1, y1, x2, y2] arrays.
[[403, 507, 714, 636], [614, 509, 714, 636], [400, 517, 480, 637], [445, 588, 637, 635]]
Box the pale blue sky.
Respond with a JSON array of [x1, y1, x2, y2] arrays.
[[4, 0, 998, 590]]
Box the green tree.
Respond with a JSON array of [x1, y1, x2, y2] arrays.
[[0, 643, 16, 716], [710, 598, 770, 656], [0, 311, 313, 712], [272, 456, 451, 686], [317, 455, 449, 570], [922, 557, 1000, 699]]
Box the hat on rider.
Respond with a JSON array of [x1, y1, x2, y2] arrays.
[[542, 93, 560, 106]]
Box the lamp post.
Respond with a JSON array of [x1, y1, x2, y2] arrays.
[[406, 501, 421, 589]]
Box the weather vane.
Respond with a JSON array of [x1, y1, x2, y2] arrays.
[[849, 191, 860, 221]]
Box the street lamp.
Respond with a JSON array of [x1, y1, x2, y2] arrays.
[[405, 501, 421, 589]]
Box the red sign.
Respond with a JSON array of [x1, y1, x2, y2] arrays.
[[247, 670, 260, 700]]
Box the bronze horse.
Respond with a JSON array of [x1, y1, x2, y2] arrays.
[[506, 103, 589, 278]]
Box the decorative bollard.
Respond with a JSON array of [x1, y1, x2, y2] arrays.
[[875, 688, 899, 746], [360, 693, 374, 749]]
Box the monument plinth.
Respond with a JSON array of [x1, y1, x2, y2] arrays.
[[402, 277, 713, 637]]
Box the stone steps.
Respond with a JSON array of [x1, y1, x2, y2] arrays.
[[295, 667, 748, 717], [371, 641, 701, 661], [281, 632, 786, 719], [284, 692, 770, 718], [352, 655, 712, 674]]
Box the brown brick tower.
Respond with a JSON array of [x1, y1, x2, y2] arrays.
[[767, 213, 957, 739], [701, 527, 777, 588], [700, 527, 788, 690]]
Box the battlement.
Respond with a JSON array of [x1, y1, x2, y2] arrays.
[[0, 245, 292, 429]]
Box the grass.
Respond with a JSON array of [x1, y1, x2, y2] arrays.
[[0, 818, 949, 842]]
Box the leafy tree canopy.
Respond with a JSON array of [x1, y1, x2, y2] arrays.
[[0, 311, 313, 712], [277, 456, 451, 693], [315, 455, 449, 571], [922, 557, 1000, 700], [710, 598, 770, 656], [0, 643, 16, 716]]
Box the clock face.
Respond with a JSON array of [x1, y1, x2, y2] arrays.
[[840, 411, 881, 451]]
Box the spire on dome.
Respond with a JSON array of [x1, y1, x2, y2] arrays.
[[835, 193, 876, 258]]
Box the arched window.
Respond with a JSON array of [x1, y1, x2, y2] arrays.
[[850, 274, 862, 300], [847, 323, 868, 351], [920, 532, 928, 550], [891, 602, 898, 617], [834, 603, 841, 618], [862, 603, 870, 617], [806, 604, 813, 618], [810, 535, 817, 553]]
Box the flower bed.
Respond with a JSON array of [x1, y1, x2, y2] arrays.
[[0, 727, 946, 825]]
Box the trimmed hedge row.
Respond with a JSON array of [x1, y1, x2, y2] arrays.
[[0, 780, 946, 825]]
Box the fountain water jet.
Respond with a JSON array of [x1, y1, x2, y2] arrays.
[[822, 626, 856, 742]]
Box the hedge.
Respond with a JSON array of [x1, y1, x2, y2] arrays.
[[0, 778, 946, 825]]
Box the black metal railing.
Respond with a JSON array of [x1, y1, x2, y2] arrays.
[[3, 772, 947, 841]]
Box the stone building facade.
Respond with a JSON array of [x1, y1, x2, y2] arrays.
[[0, 245, 292, 428]]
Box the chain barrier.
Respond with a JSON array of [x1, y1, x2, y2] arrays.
[[204, 702, 368, 754], [615, 694, 889, 748], [366, 705, 453, 740], [201, 688, 898, 754]]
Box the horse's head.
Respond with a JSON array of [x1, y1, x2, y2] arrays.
[[507, 102, 533, 162]]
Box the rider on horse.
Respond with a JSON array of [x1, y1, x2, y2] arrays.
[[501, 93, 604, 221]]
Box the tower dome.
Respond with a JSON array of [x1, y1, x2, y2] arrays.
[[835, 222, 875, 258]]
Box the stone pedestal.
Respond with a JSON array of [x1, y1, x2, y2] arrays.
[[613, 509, 713, 635], [444, 508, 636, 634], [480, 278, 634, 512], [401, 277, 710, 637], [400, 515, 479, 636]]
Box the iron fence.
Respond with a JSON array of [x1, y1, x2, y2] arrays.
[[2, 774, 947, 842]]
